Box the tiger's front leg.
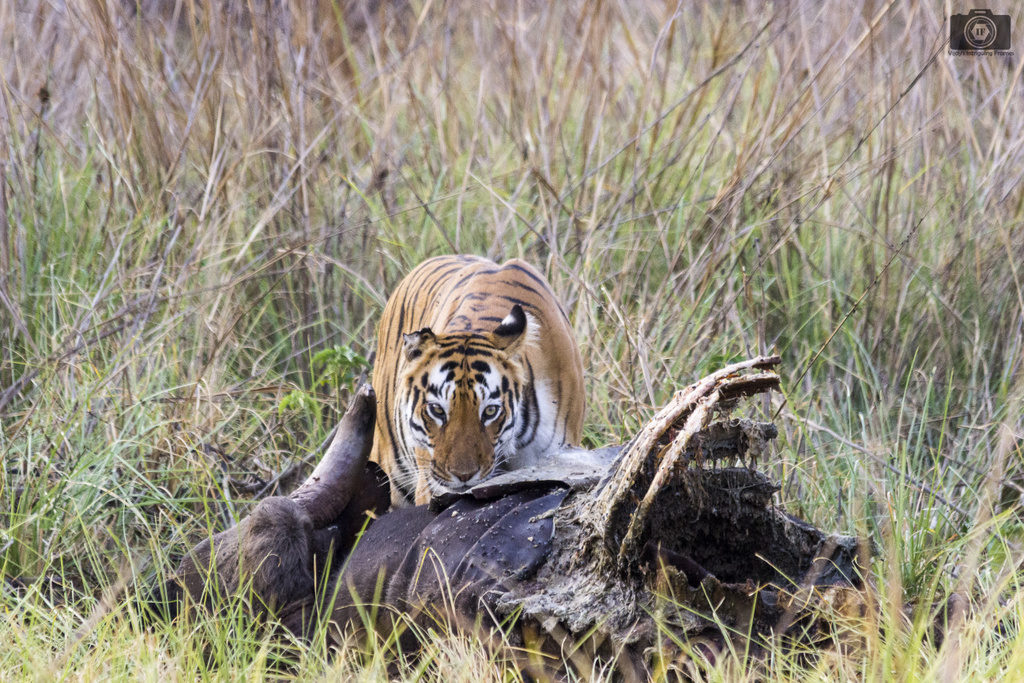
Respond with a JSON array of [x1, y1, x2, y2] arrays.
[[413, 446, 434, 505]]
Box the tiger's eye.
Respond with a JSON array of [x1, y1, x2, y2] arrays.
[[482, 405, 501, 420], [427, 402, 446, 422]]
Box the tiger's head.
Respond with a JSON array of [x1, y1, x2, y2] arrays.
[[394, 305, 530, 499]]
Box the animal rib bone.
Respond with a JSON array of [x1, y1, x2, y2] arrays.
[[588, 355, 781, 562]]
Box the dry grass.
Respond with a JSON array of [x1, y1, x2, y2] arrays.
[[2, 0, 1023, 679]]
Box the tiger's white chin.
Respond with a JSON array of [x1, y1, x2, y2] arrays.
[[430, 471, 491, 495]]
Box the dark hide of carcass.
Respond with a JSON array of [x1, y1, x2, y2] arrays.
[[154, 358, 867, 674]]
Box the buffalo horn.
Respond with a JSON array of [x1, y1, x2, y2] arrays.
[[289, 383, 377, 527]]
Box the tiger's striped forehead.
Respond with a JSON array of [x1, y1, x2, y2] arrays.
[[418, 349, 510, 406]]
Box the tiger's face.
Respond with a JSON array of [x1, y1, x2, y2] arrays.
[[393, 306, 529, 499]]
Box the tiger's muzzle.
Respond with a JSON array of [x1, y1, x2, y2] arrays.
[[432, 394, 496, 490]]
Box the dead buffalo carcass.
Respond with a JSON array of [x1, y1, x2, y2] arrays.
[[156, 356, 865, 674]]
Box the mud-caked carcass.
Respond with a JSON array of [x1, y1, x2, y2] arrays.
[[155, 357, 866, 675]]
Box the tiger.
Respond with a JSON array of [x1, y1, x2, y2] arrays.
[[370, 254, 585, 506]]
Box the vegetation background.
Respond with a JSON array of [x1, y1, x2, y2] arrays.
[[1, 0, 1023, 679]]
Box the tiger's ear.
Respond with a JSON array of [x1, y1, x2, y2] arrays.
[[402, 328, 436, 361], [491, 305, 528, 354]]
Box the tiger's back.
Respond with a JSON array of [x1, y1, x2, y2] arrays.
[[371, 255, 584, 505]]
